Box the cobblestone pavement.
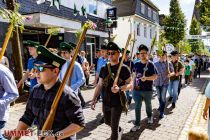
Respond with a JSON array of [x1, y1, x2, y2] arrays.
[[2, 72, 210, 140]]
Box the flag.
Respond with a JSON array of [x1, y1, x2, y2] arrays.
[[81, 5, 87, 18], [74, 3, 79, 16], [50, 0, 60, 10]]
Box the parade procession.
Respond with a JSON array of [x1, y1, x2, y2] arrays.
[[0, 0, 210, 140]]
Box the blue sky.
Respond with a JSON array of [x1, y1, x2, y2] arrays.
[[151, 0, 196, 29]]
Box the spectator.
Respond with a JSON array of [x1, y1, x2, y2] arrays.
[[0, 48, 9, 68], [203, 67, 210, 138], [184, 59, 191, 86], [0, 64, 19, 140]]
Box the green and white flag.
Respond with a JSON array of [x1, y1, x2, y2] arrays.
[[50, 0, 60, 10], [74, 3, 79, 16], [81, 5, 87, 18]]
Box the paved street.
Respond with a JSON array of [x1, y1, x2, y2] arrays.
[[2, 72, 210, 140]]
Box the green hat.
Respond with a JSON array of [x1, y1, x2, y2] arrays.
[[59, 42, 73, 51], [101, 45, 107, 50], [23, 40, 40, 48], [106, 42, 121, 52], [96, 48, 101, 52], [136, 51, 140, 54], [68, 42, 77, 48], [34, 45, 66, 69], [122, 48, 130, 54]]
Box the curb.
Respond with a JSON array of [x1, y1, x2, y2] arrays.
[[178, 79, 209, 140]]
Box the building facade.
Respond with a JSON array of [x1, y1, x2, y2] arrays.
[[0, 0, 112, 67], [112, 0, 160, 55]]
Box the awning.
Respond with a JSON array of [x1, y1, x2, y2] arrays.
[[24, 13, 81, 31], [87, 30, 109, 38]]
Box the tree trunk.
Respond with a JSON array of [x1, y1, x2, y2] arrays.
[[6, 0, 24, 95]]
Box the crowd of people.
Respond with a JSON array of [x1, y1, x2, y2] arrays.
[[0, 40, 209, 140]]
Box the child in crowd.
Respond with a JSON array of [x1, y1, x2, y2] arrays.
[[184, 59, 191, 85]]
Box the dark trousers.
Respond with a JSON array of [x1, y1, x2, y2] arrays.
[[104, 105, 123, 140], [78, 89, 85, 107], [193, 69, 197, 79], [178, 75, 182, 96], [197, 67, 201, 78], [185, 75, 190, 85], [0, 121, 6, 140]]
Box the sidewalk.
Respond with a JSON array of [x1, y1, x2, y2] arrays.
[[2, 72, 210, 140]]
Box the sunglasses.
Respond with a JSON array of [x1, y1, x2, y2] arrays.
[[107, 52, 117, 56], [33, 65, 55, 72], [60, 51, 69, 54]]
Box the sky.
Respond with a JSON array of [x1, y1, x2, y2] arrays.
[[151, 0, 196, 31], [151, 0, 210, 45]]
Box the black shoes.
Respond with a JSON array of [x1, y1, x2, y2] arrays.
[[172, 102, 176, 108], [168, 97, 173, 102]]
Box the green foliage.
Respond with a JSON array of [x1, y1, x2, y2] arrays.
[[163, 0, 186, 47], [199, 0, 210, 31], [48, 27, 61, 35], [177, 40, 191, 54], [0, 3, 25, 32], [189, 17, 201, 35], [157, 31, 168, 56]]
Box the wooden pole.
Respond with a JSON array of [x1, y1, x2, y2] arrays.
[[40, 25, 89, 133], [113, 34, 132, 86], [0, 25, 13, 61], [44, 34, 52, 47]]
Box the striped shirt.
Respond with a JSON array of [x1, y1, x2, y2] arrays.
[[20, 81, 85, 140]]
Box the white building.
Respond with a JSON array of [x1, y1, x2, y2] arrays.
[[0, 0, 112, 65], [112, 0, 160, 55]]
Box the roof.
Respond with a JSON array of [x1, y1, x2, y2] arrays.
[[112, 0, 160, 17], [112, 0, 136, 17], [143, 0, 160, 11]]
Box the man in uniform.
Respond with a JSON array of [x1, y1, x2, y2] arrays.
[[12, 45, 85, 140], [0, 64, 19, 140], [58, 42, 86, 107], [17, 40, 40, 92], [91, 42, 133, 140]]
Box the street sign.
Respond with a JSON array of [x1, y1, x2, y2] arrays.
[[106, 7, 117, 28], [186, 35, 210, 39], [165, 44, 175, 54]]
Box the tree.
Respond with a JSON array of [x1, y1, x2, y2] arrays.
[[199, 0, 210, 31], [177, 40, 191, 54], [163, 0, 186, 48], [189, 17, 203, 53], [6, 0, 24, 94]]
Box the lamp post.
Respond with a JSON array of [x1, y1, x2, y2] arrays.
[[105, 18, 113, 41]]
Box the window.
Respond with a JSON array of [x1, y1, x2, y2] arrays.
[[88, 1, 97, 15], [148, 8, 151, 18], [150, 27, 152, 39], [144, 24, 147, 38], [141, 3, 145, 14], [153, 11, 156, 20], [137, 23, 140, 36]]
